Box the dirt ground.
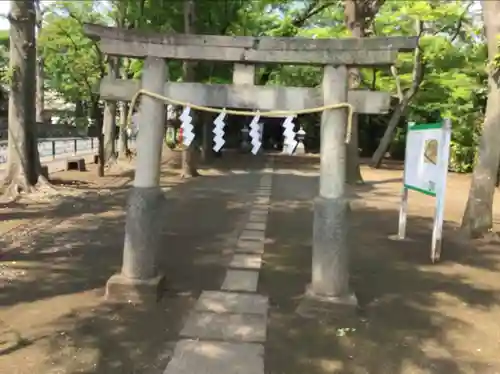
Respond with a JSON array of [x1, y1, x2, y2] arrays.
[[263, 156, 500, 374], [1, 153, 500, 374], [0, 152, 264, 374]]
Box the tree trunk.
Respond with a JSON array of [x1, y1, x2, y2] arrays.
[[103, 101, 117, 164], [181, 0, 199, 178], [118, 100, 129, 157], [344, 1, 365, 185], [118, 58, 130, 159], [201, 112, 212, 163], [345, 114, 363, 184], [103, 58, 119, 166], [35, 0, 44, 126], [113, 4, 130, 160], [343, 0, 386, 183], [1, 0, 47, 197], [461, 0, 500, 238], [74, 99, 86, 129], [371, 101, 408, 167], [36, 54, 44, 125], [371, 20, 424, 168], [90, 98, 104, 177]]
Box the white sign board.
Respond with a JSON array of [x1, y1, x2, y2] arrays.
[[397, 119, 452, 262]]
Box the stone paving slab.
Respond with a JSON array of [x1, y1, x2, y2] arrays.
[[251, 205, 268, 211], [245, 222, 266, 231], [240, 230, 265, 241], [254, 192, 269, 197], [254, 197, 270, 203], [248, 215, 267, 224], [235, 240, 264, 254], [195, 291, 268, 315], [250, 209, 268, 216], [230, 254, 262, 270], [222, 269, 260, 291], [180, 311, 267, 342], [163, 340, 264, 374], [255, 188, 271, 192]]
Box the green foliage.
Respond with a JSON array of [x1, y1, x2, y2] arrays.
[[5, 0, 488, 172], [373, 0, 485, 172], [39, 1, 107, 104], [0, 30, 9, 48], [0, 29, 9, 84], [492, 36, 500, 73]]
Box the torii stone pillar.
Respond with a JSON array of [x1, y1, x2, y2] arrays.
[[105, 57, 167, 303], [299, 65, 357, 315]]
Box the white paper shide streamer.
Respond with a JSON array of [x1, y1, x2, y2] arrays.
[[249, 114, 262, 155], [180, 106, 195, 146], [213, 110, 227, 152], [282, 115, 297, 155]]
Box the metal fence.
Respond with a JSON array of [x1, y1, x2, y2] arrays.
[[0, 137, 136, 165]]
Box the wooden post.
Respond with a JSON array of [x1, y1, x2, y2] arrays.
[[397, 187, 409, 239], [307, 65, 357, 307], [431, 118, 452, 262], [105, 57, 167, 303], [397, 121, 413, 240]]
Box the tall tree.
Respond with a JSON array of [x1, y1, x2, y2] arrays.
[[370, 1, 473, 168], [370, 19, 424, 168], [461, 0, 500, 238], [35, 0, 44, 125], [1, 0, 48, 198], [180, 0, 200, 178], [107, 0, 146, 162], [344, 0, 385, 184], [115, 0, 144, 160], [39, 1, 107, 175], [102, 57, 118, 166]]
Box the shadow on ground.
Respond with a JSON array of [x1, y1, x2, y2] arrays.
[[0, 153, 266, 374], [262, 156, 500, 374], [2, 153, 500, 374]]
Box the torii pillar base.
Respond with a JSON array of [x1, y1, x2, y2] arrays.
[[296, 284, 358, 319], [105, 273, 165, 304], [296, 196, 358, 319]]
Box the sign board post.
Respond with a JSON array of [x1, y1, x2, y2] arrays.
[[397, 118, 452, 262]]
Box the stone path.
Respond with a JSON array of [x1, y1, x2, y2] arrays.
[[163, 158, 274, 374]]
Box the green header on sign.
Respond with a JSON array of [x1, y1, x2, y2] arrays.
[[409, 122, 443, 131], [404, 184, 437, 197]]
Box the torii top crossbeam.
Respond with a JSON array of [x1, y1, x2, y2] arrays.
[[84, 24, 417, 67]]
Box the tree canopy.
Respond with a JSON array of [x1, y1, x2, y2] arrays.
[[27, 0, 485, 173], [1, 0, 497, 236]]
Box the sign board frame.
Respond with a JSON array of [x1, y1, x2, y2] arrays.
[[397, 118, 452, 262]]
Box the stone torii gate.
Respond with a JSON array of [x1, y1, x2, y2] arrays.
[[84, 24, 417, 307]]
